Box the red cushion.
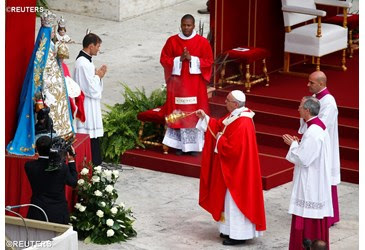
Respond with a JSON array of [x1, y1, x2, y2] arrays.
[[137, 107, 165, 124], [224, 46, 270, 64], [325, 14, 359, 30]]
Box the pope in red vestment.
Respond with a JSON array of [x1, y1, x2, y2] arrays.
[[196, 91, 266, 244], [160, 16, 213, 129]]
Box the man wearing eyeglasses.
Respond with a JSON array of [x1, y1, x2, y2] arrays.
[[299, 71, 340, 227], [283, 96, 333, 249], [195, 90, 266, 246]]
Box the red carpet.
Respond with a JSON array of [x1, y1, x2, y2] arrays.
[[121, 51, 359, 189]]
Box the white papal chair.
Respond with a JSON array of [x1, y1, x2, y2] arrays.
[[281, 0, 352, 74]]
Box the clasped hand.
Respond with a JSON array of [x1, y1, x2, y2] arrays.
[[282, 134, 299, 146], [96, 64, 107, 78], [180, 47, 191, 61]]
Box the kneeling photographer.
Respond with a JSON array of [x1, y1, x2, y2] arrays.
[[25, 136, 78, 224]]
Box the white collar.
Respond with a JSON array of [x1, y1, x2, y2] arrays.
[[305, 116, 317, 123], [313, 87, 327, 97], [178, 30, 197, 40], [316, 87, 327, 95], [222, 107, 255, 126], [231, 106, 247, 116], [81, 49, 92, 57]]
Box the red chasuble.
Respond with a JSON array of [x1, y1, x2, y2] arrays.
[[199, 112, 266, 231], [160, 34, 213, 128]]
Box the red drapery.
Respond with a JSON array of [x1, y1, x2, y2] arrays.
[[5, 133, 92, 217], [5, 0, 37, 145]]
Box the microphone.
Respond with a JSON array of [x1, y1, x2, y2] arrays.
[[6, 204, 49, 222], [6, 205, 23, 209]]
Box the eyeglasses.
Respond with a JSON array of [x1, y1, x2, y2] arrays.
[[298, 105, 309, 111], [225, 99, 236, 103]]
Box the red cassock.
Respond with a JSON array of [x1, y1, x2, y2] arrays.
[[199, 112, 266, 231], [160, 34, 213, 128]]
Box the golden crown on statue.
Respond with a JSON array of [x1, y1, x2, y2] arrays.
[[58, 16, 66, 28], [41, 10, 56, 28]]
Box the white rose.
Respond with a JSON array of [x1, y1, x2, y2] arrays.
[[79, 205, 86, 212], [77, 179, 85, 186], [103, 169, 112, 178], [74, 203, 81, 209], [106, 229, 114, 237], [80, 168, 89, 175], [106, 219, 114, 227], [110, 207, 118, 215], [118, 202, 125, 208], [100, 201, 106, 207], [112, 170, 119, 178], [105, 185, 114, 193], [91, 176, 100, 183], [96, 210, 104, 218], [94, 190, 103, 197], [94, 165, 102, 174]]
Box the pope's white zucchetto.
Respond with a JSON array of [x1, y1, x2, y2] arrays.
[[231, 90, 246, 102]]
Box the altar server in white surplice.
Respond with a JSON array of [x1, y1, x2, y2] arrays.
[[298, 71, 340, 226], [74, 33, 107, 166], [283, 96, 333, 250]]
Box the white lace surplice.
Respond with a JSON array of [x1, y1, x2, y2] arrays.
[[287, 124, 333, 219], [162, 128, 204, 152]]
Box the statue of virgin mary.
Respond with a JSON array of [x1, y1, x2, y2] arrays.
[[7, 10, 74, 156]]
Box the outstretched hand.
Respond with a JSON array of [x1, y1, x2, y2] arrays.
[[196, 109, 206, 119]]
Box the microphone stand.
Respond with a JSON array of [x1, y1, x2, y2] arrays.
[[6, 204, 49, 222], [5, 207, 30, 243]]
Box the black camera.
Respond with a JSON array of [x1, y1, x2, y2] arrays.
[[35, 107, 56, 135], [46, 136, 75, 171]]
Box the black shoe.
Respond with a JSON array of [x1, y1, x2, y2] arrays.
[[175, 150, 183, 156], [189, 151, 199, 156], [222, 238, 246, 246], [220, 233, 229, 239]]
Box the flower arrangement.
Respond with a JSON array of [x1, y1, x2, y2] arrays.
[[71, 163, 137, 244]]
